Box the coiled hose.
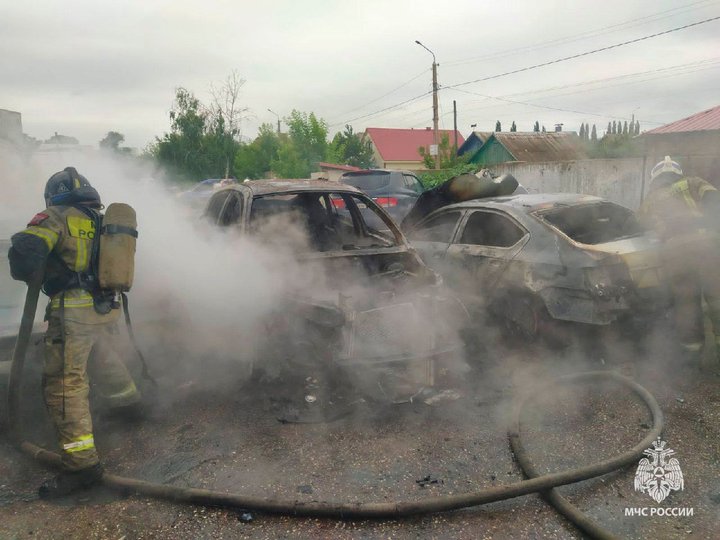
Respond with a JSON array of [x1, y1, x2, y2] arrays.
[[6, 284, 662, 538]]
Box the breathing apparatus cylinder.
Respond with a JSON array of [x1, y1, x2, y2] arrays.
[[98, 203, 137, 292]]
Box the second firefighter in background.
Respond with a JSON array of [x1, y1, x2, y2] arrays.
[[639, 156, 720, 366]]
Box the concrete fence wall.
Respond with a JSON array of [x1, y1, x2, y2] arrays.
[[490, 158, 647, 210]]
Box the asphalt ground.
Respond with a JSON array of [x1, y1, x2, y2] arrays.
[[1, 330, 719, 539]]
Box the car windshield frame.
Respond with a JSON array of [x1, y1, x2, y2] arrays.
[[247, 189, 405, 255], [533, 201, 644, 245]]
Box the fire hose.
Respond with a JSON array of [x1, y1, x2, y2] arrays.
[[5, 282, 663, 540]]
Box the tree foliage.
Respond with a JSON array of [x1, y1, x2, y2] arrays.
[[329, 125, 376, 168], [510, 121, 517, 132], [533, 121, 540, 132], [418, 160, 476, 188], [99, 131, 125, 151], [209, 70, 248, 177], [418, 133, 465, 170], [233, 123, 281, 179], [495, 120, 502, 132], [150, 87, 242, 182]]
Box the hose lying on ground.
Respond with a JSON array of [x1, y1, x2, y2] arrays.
[[6, 285, 662, 536], [508, 371, 659, 540]]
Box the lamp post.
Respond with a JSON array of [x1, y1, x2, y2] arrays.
[[415, 40, 439, 169], [267, 109, 281, 135]]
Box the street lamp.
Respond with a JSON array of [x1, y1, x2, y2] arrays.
[[267, 108, 281, 135], [415, 40, 439, 169]]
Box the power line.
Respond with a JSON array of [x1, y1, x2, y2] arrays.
[[444, 0, 717, 68], [444, 15, 720, 90], [446, 86, 664, 125], [328, 68, 429, 124], [452, 58, 720, 116], [330, 15, 720, 129], [329, 91, 431, 127]]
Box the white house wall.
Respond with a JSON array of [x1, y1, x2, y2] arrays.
[[490, 158, 647, 210]]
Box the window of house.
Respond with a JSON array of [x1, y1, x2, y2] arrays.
[[460, 211, 525, 247]]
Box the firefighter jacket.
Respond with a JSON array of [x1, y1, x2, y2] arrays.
[[638, 176, 720, 240], [8, 205, 119, 324]]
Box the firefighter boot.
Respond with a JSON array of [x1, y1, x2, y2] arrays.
[[680, 342, 703, 371], [38, 463, 104, 499]]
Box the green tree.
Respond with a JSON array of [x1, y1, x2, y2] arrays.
[[329, 125, 376, 168], [622, 121, 628, 135], [495, 120, 502, 132], [533, 121, 540, 132], [271, 141, 309, 178], [591, 124, 597, 141], [510, 121, 517, 132], [149, 73, 249, 182], [151, 88, 209, 181], [284, 110, 329, 169], [209, 70, 248, 177], [418, 133, 465, 170], [99, 131, 125, 151], [579, 124, 585, 139], [234, 123, 282, 179]]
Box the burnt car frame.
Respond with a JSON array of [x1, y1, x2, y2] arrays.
[[405, 193, 666, 340], [203, 180, 466, 406]]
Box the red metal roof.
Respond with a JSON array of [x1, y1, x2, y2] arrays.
[[318, 162, 363, 172], [364, 127, 466, 162], [645, 104, 720, 134]]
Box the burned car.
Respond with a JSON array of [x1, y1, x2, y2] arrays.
[[203, 180, 467, 410], [405, 192, 666, 340]]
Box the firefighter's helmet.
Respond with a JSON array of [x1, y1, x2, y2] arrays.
[[44, 167, 102, 207], [650, 156, 683, 182]]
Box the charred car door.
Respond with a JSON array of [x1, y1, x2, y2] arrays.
[[445, 209, 529, 304], [406, 210, 464, 273]]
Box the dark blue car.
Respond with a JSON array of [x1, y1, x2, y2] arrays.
[[338, 169, 424, 228]]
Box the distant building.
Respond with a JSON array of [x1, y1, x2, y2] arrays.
[[0, 109, 23, 145], [467, 132, 586, 167], [363, 127, 466, 171], [45, 132, 80, 145], [457, 131, 493, 157], [639, 104, 720, 184], [313, 162, 363, 182]]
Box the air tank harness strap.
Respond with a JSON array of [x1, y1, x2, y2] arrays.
[[102, 224, 138, 238], [121, 292, 158, 387]]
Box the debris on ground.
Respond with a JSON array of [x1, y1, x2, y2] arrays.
[[415, 475, 443, 488]]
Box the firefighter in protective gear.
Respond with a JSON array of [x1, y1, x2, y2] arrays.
[[7, 167, 141, 498], [639, 156, 720, 365]]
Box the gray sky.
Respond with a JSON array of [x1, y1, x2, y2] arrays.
[[1, 0, 719, 148]]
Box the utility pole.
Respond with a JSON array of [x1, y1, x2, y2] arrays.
[[267, 108, 281, 134], [415, 40, 439, 169], [453, 100, 458, 157]]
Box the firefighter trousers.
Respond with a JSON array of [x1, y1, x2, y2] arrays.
[[43, 316, 140, 470], [662, 234, 720, 353]]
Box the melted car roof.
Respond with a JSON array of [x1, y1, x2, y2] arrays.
[[443, 192, 605, 213], [224, 179, 363, 197]]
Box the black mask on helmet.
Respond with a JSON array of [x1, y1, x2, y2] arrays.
[[44, 167, 102, 208]]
